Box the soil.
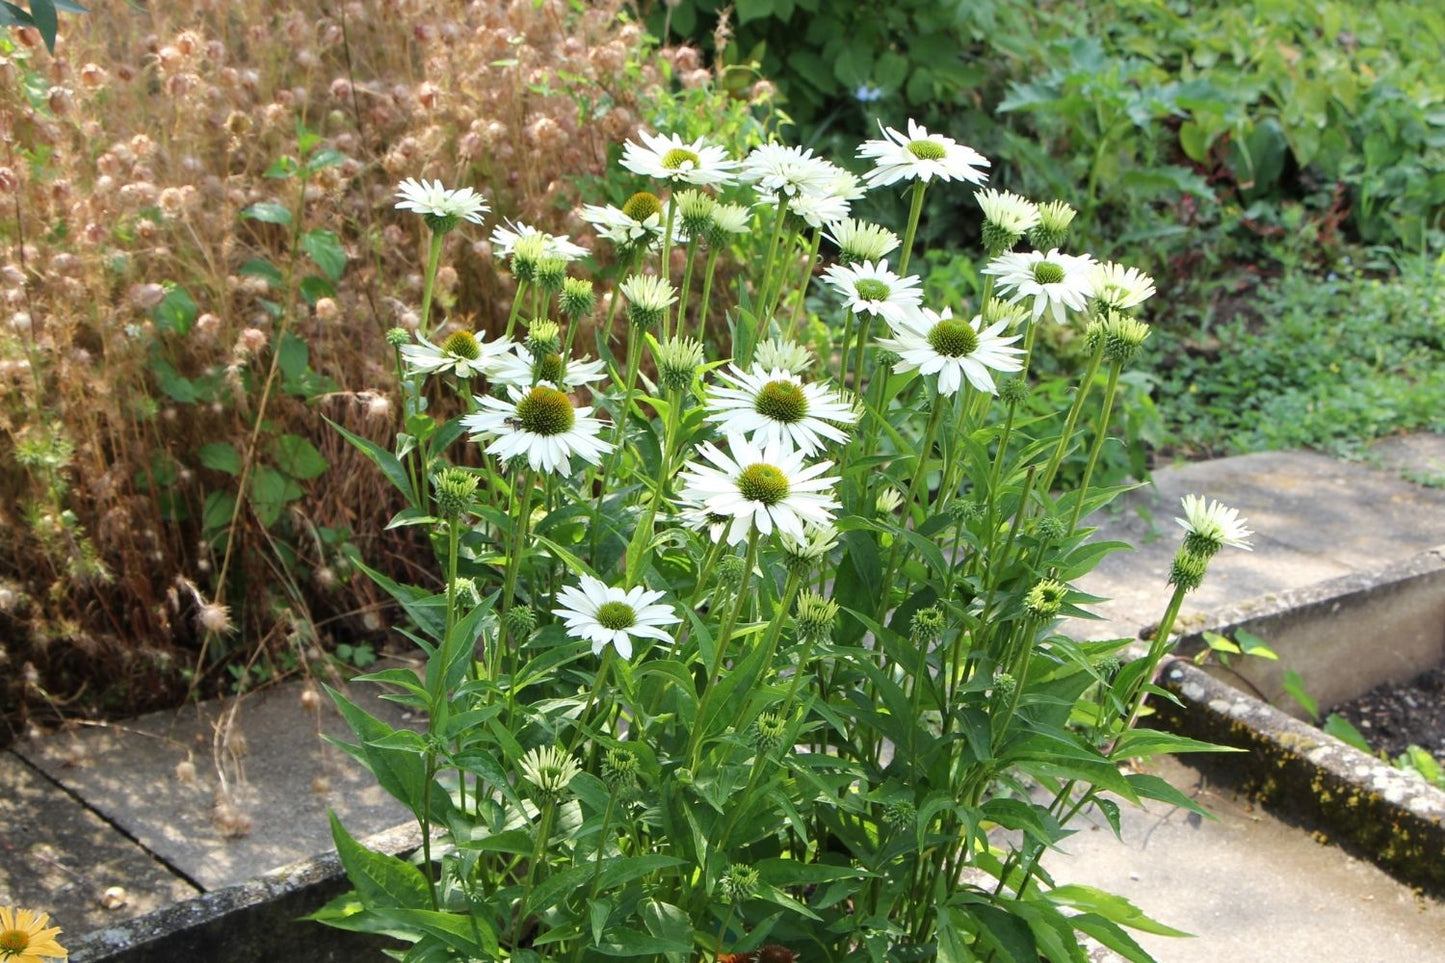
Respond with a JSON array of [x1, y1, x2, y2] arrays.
[[1326, 663, 1445, 759]]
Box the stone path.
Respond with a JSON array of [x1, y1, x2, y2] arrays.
[[3, 435, 1444, 960]]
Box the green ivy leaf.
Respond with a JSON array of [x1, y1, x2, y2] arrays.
[[151, 285, 198, 336], [271, 433, 329, 480], [197, 443, 242, 476], [301, 229, 347, 280], [241, 201, 293, 225]]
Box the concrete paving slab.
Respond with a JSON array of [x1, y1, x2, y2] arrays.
[[0, 754, 199, 934], [1052, 755, 1445, 963], [1063, 447, 1445, 641], [16, 671, 422, 892], [1370, 433, 1445, 485]]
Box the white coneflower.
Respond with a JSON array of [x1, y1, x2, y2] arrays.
[[706, 202, 752, 246], [981, 248, 1097, 324], [518, 745, 581, 798], [878, 306, 1023, 396], [399, 329, 511, 379], [857, 118, 990, 189], [754, 337, 815, 374], [620, 130, 738, 187], [618, 274, 678, 329], [552, 575, 680, 659], [677, 434, 840, 545], [1176, 495, 1254, 556], [824, 218, 900, 265], [779, 522, 839, 572], [462, 385, 611, 474], [704, 365, 857, 455], [739, 143, 836, 198], [489, 218, 588, 262], [974, 188, 1040, 253], [820, 260, 923, 323], [787, 190, 852, 230], [579, 190, 672, 250], [394, 177, 488, 232], [1089, 261, 1156, 314], [484, 345, 608, 390]]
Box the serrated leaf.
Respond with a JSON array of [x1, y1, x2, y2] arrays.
[[302, 228, 347, 280], [271, 433, 329, 480], [241, 201, 293, 225], [198, 442, 242, 476]]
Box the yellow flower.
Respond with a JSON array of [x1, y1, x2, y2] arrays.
[[0, 907, 67, 961]]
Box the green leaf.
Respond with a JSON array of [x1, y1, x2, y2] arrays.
[[201, 490, 236, 536], [1109, 729, 1242, 761], [299, 275, 336, 306], [249, 465, 300, 527], [1234, 628, 1278, 660], [198, 443, 242, 476], [1046, 884, 1191, 937], [151, 285, 198, 335], [1281, 669, 1318, 721], [302, 228, 347, 280], [29, 0, 57, 52], [277, 330, 309, 382], [373, 907, 499, 957], [271, 433, 329, 480], [241, 201, 293, 225], [150, 356, 197, 403], [327, 811, 431, 911], [1322, 713, 1373, 754], [239, 258, 284, 285], [326, 416, 414, 501]]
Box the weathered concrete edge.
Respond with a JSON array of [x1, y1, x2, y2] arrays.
[[67, 822, 421, 962], [1168, 543, 1445, 655], [1151, 657, 1445, 896]]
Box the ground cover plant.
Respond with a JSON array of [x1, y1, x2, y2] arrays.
[[0, 0, 742, 737], [316, 120, 1255, 960]]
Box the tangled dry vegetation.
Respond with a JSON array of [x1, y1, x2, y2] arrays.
[[0, 0, 727, 738]]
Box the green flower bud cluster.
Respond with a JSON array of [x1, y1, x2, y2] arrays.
[[720, 863, 760, 903], [1025, 579, 1068, 619], [504, 605, 536, 639], [795, 591, 839, 644], [1168, 548, 1210, 592], [716, 554, 747, 590], [385, 326, 412, 348], [752, 709, 791, 754], [910, 606, 945, 646], [525, 320, 561, 359], [883, 798, 917, 830], [510, 234, 546, 282], [433, 467, 478, 519], [657, 336, 704, 392], [601, 746, 639, 793], [1028, 200, 1076, 251], [560, 277, 595, 320], [535, 256, 567, 294]]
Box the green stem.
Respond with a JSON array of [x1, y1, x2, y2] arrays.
[[661, 193, 679, 338], [898, 181, 928, 276], [785, 230, 822, 340], [697, 245, 722, 341], [504, 278, 529, 340], [1040, 339, 1105, 494], [1068, 359, 1123, 532], [420, 230, 445, 339], [515, 797, 556, 948], [757, 194, 792, 310], [686, 530, 760, 770]]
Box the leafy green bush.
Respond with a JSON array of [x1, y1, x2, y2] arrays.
[[1152, 253, 1445, 457]]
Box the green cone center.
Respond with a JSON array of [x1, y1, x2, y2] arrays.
[[622, 191, 662, 221], [595, 600, 636, 631], [754, 379, 809, 424], [926, 319, 979, 358], [737, 463, 790, 506], [662, 147, 700, 171], [536, 352, 564, 383], [1032, 261, 1065, 285], [906, 139, 947, 161], [440, 330, 481, 361], [853, 279, 890, 302], [514, 385, 575, 436]]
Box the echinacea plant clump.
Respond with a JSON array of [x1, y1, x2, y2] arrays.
[[318, 117, 1253, 962]]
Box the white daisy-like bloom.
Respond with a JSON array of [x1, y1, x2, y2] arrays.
[[857, 118, 990, 189], [618, 273, 678, 329], [677, 434, 840, 545], [822, 164, 867, 202], [462, 384, 611, 474], [739, 143, 837, 198], [825, 218, 900, 264], [981, 248, 1097, 324], [579, 190, 678, 250], [705, 364, 858, 455], [399, 330, 511, 379], [489, 219, 588, 262], [974, 188, 1040, 236], [552, 574, 680, 659], [820, 259, 923, 323], [709, 202, 752, 238], [620, 130, 739, 187], [484, 344, 608, 390], [788, 190, 852, 230], [877, 306, 1023, 396], [674, 491, 732, 544], [1089, 261, 1156, 314], [518, 745, 581, 798], [754, 337, 815, 374], [1176, 494, 1254, 554], [394, 177, 488, 227]]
